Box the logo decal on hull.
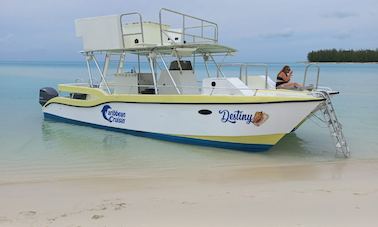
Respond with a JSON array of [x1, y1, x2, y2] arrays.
[[219, 110, 269, 126], [101, 105, 126, 124]]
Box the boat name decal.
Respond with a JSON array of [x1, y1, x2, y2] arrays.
[[101, 105, 126, 124], [219, 110, 269, 126], [219, 110, 253, 124]]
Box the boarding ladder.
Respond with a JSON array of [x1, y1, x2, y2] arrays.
[[314, 91, 350, 158]]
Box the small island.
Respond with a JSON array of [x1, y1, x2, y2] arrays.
[[307, 49, 378, 62]]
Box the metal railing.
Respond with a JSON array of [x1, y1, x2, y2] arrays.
[[303, 63, 320, 89], [81, 83, 257, 95], [64, 82, 261, 93], [159, 8, 218, 45], [120, 12, 145, 48], [219, 63, 269, 89]]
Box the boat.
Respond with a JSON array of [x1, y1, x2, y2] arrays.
[[39, 8, 350, 157]]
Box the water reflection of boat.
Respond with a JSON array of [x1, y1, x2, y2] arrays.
[[41, 120, 129, 151], [39, 9, 349, 156]]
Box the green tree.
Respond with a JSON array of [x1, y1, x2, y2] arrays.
[[307, 49, 378, 62]]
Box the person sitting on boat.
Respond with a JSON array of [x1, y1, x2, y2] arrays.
[[276, 65, 302, 89]]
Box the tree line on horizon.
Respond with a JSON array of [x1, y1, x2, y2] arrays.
[[307, 49, 378, 62]]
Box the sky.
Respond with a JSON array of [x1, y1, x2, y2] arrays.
[[0, 0, 377, 62]]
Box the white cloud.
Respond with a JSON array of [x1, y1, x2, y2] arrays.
[[259, 28, 294, 39]]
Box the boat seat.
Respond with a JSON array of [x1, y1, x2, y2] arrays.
[[247, 75, 276, 90]]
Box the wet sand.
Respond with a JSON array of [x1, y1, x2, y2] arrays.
[[1, 159, 378, 227]]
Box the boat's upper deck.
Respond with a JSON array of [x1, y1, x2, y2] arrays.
[[73, 9, 334, 98], [75, 8, 235, 55]]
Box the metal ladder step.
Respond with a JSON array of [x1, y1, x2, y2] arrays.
[[314, 91, 350, 158]]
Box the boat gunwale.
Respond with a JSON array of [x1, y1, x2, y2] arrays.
[[44, 84, 325, 107], [44, 97, 325, 108]]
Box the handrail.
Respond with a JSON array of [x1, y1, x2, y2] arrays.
[[120, 12, 145, 48], [218, 63, 244, 79], [159, 8, 218, 45], [63, 82, 256, 91], [185, 24, 217, 30], [61, 82, 276, 93], [161, 29, 218, 43], [303, 63, 320, 89]]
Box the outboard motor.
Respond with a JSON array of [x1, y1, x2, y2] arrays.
[[39, 87, 58, 106]]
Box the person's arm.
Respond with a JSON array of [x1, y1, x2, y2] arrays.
[[278, 72, 291, 82], [288, 70, 293, 78]]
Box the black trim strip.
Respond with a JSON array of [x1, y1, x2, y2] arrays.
[[45, 98, 325, 108]]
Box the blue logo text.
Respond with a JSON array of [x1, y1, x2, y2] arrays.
[[101, 105, 126, 124]]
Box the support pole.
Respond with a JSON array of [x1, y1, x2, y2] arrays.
[[117, 52, 126, 74], [148, 53, 158, 94], [93, 55, 111, 94], [209, 54, 225, 78], [173, 50, 183, 74], [204, 61, 211, 78], [85, 53, 94, 87], [203, 54, 211, 78], [102, 53, 111, 83], [137, 54, 141, 74], [158, 53, 181, 94]]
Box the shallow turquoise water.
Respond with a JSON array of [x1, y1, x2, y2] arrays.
[[0, 61, 377, 182]]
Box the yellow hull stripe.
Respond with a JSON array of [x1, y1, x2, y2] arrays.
[[178, 134, 286, 145], [45, 84, 322, 107]]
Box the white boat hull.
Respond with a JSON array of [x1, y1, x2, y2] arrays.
[[43, 100, 322, 151]]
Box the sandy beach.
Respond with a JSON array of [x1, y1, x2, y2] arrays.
[[1, 159, 377, 227]]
